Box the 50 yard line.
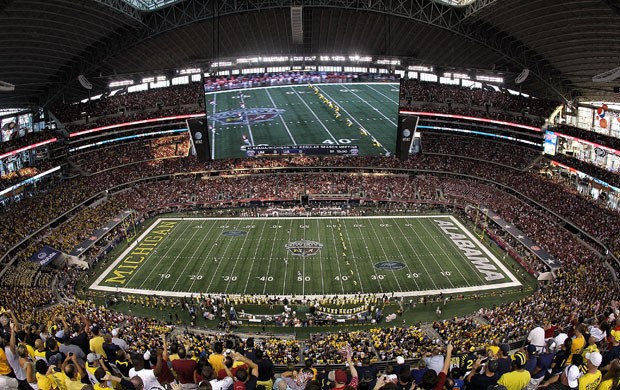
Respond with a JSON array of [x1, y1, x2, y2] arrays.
[[239, 92, 256, 145], [280, 220, 294, 296]]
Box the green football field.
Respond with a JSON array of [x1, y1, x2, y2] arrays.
[[206, 82, 399, 159], [91, 216, 521, 298]]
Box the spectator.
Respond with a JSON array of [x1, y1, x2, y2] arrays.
[[171, 346, 198, 387], [465, 359, 500, 390], [597, 359, 620, 390], [255, 349, 274, 389], [129, 352, 162, 390], [498, 351, 531, 390], [424, 348, 445, 375], [579, 352, 602, 390]]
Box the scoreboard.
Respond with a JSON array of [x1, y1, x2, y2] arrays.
[[246, 144, 359, 157]]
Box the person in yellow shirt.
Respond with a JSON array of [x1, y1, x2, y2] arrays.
[[64, 362, 86, 390], [47, 354, 68, 390], [498, 351, 531, 390], [208, 342, 226, 373], [487, 339, 500, 358], [568, 326, 587, 365], [33, 339, 47, 361], [0, 343, 11, 376], [582, 337, 599, 359], [89, 325, 105, 357], [579, 352, 602, 390], [35, 359, 57, 390], [597, 359, 620, 390]]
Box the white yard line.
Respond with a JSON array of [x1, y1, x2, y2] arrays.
[[259, 221, 276, 294], [343, 85, 398, 127], [328, 219, 345, 293], [175, 222, 219, 291], [223, 220, 253, 292], [424, 217, 483, 286], [352, 217, 385, 293], [290, 87, 339, 144], [187, 222, 220, 291], [365, 84, 399, 104], [205, 220, 243, 293], [340, 219, 364, 293], [399, 222, 442, 290], [90, 283, 521, 299], [210, 93, 217, 159], [128, 221, 189, 289], [366, 218, 404, 292], [302, 218, 307, 296], [383, 218, 421, 291], [317, 85, 391, 155], [239, 93, 256, 145], [278, 220, 294, 295], [152, 222, 206, 291], [91, 215, 521, 298], [264, 88, 297, 144], [315, 219, 326, 294], [405, 218, 457, 289], [242, 220, 267, 294]]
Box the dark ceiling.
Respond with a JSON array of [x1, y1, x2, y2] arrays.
[[0, 0, 619, 110]]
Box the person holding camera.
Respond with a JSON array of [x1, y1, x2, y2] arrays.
[[465, 358, 500, 390]]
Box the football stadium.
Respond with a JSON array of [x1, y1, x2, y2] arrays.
[[0, 1, 620, 389]]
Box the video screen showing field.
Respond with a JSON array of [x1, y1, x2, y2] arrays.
[[204, 83, 398, 159], [92, 216, 521, 298]]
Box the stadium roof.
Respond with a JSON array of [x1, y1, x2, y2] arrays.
[[120, 0, 183, 11], [0, 0, 619, 109]]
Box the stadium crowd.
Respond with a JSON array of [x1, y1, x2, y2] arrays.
[[549, 153, 620, 188], [552, 124, 620, 152], [399, 79, 557, 118], [3, 74, 620, 390]]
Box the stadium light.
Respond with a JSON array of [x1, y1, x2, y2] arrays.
[[476, 75, 503, 83], [109, 80, 133, 88], [409, 65, 433, 72]]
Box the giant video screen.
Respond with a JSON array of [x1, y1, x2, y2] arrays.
[[1, 112, 45, 143], [203, 73, 398, 159]]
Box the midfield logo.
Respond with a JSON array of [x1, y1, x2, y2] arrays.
[[209, 108, 285, 126], [285, 239, 324, 257]]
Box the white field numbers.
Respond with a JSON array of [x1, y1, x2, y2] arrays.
[[322, 139, 352, 144]]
